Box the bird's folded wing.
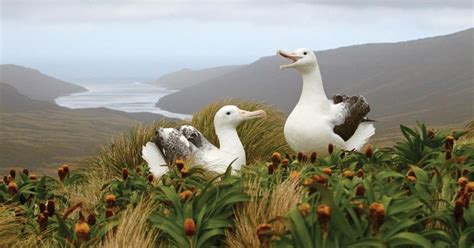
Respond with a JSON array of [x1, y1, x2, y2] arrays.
[[331, 94, 371, 141]]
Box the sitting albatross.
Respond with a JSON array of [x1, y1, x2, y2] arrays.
[[277, 48, 375, 153], [142, 105, 266, 177]]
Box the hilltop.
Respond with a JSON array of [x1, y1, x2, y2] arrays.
[[156, 29, 474, 143]]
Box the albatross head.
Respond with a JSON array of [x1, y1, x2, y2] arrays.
[[214, 105, 266, 129], [277, 48, 318, 71]]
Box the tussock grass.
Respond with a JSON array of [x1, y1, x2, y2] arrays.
[[226, 177, 304, 247], [82, 99, 289, 179], [192, 99, 291, 163], [99, 197, 159, 248], [83, 119, 182, 178], [0, 206, 23, 247]]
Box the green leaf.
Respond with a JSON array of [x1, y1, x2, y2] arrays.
[[388, 232, 433, 248]]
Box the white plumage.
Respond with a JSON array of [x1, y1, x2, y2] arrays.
[[278, 48, 375, 153], [142, 105, 266, 177]]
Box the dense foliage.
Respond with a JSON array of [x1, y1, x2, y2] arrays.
[[0, 123, 473, 247]]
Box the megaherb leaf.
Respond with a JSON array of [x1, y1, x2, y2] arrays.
[[288, 208, 313, 248], [388, 232, 433, 248]]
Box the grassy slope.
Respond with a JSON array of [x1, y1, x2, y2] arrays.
[[0, 84, 165, 174]]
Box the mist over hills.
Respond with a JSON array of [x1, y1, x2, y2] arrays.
[[156, 29, 474, 140], [152, 65, 242, 90], [0, 64, 87, 102]]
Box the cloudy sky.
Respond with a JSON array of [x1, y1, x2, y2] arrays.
[[1, 0, 472, 83]]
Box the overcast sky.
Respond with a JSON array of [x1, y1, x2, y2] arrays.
[[1, 0, 472, 83]]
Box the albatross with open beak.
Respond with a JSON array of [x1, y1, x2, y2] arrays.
[[277, 48, 375, 154], [142, 105, 266, 176]]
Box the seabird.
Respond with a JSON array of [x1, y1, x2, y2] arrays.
[[142, 105, 266, 176], [277, 48, 375, 153]]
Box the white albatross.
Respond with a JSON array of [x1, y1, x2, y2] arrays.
[[277, 48, 375, 153], [142, 105, 266, 177]]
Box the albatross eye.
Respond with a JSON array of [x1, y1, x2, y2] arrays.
[[226, 112, 231, 115], [303, 52, 308, 55]]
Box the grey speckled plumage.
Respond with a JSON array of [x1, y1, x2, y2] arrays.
[[154, 125, 215, 164]]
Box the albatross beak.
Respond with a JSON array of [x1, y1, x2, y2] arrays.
[[239, 109, 267, 120], [277, 50, 303, 69]]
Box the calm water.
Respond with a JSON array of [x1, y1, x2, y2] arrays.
[[55, 82, 191, 119]]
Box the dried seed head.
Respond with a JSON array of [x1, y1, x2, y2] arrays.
[[467, 182, 474, 193], [62, 164, 69, 174], [135, 166, 142, 176], [355, 184, 365, 196], [365, 144, 373, 158], [272, 152, 282, 166], [297, 152, 303, 162], [342, 170, 354, 179], [328, 144, 334, 154], [406, 175, 417, 183], [183, 218, 196, 236], [58, 167, 66, 181], [351, 200, 365, 215], [39, 203, 46, 212], [8, 182, 18, 196], [428, 129, 435, 139], [407, 169, 415, 177], [310, 152, 317, 163], [455, 156, 465, 164], [289, 171, 300, 182], [180, 166, 189, 178], [29, 175, 37, 180], [75, 213, 90, 242], [256, 223, 272, 246], [302, 154, 308, 163], [147, 174, 154, 183], [356, 169, 364, 178], [457, 177, 468, 187], [298, 202, 311, 217], [445, 135, 455, 150], [105, 194, 116, 208], [303, 178, 314, 187], [316, 204, 331, 224], [322, 168, 332, 176], [454, 199, 465, 222], [267, 163, 275, 175], [105, 208, 114, 218], [47, 199, 55, 216], [313, 175, 328, 186], [22, 169, 29, 176], [179, 190, 193, 201], [281, 159, 289, 168], [87, 213, 97, 225], [37, 212, 48, 231], [369, 203, 385, 219], [3, 176, 9, 185], [176, 159, 185, 171], [122, 168, 129, 180], [9, 170, 16, 179], [445, 150, 452, 160]]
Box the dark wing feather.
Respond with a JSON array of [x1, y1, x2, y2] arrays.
[[332, 94, 372, 141]]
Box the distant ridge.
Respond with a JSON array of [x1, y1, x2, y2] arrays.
[[156, 28, 474, 141], [0, 64, 87, 102], [152, 65, 242, 90]]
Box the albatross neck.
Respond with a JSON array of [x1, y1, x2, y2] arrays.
[[215, 125, 246, 165], [296, 66, 329, 110]]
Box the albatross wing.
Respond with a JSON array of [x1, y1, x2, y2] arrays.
[[331, 94, 372, 141], [142, 142, 168, 177]]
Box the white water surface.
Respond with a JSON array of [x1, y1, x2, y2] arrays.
[[55, 82, 191, 119]]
